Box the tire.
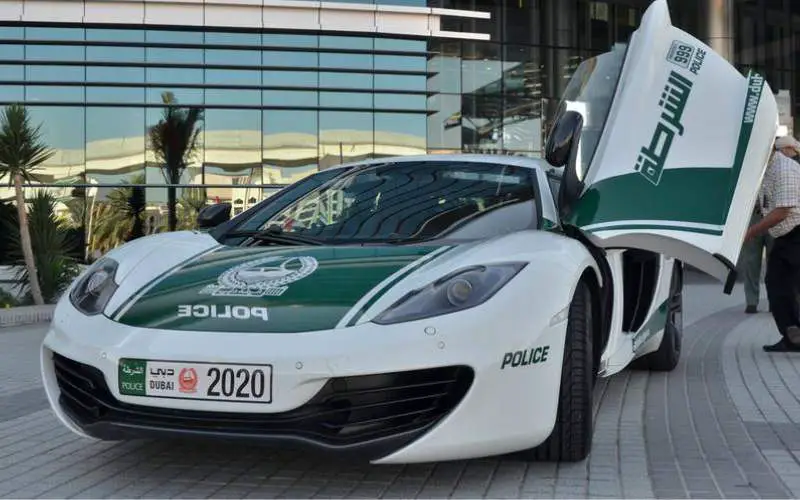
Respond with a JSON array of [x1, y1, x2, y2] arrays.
[[522, 279, 594, 462], [631, 262, 683, 372]]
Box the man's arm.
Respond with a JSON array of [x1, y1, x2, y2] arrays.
[[745, 207, 792, 241], [745, 161, 799, 241]]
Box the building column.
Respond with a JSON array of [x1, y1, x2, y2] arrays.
[[699, 0, 735, 62], [543, 0, 577, 99]]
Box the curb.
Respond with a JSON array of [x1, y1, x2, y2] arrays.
[[0, 305, 56, 328]]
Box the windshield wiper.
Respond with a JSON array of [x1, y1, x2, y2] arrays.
[[251, 226, 324, 246]]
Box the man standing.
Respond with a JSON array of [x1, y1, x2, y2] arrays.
[[745, 136, 800, 352], [741, 205, 772, 313]]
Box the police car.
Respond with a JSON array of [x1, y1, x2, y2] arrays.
[[41, 0, 777, 463]]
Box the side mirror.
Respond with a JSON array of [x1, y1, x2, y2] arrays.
[[197, 203, 231, 229], [545, 110, 583, 168], [544, 110, 585, 220]]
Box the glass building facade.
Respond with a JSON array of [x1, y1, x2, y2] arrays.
[[0, 0, 797, 259]]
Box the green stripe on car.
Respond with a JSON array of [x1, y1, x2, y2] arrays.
[[115, 245, 452, 333]]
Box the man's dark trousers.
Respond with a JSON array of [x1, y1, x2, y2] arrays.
[[766, 225, 800, 339]]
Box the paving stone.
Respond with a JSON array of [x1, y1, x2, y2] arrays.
[[2, 283, 800, 498]]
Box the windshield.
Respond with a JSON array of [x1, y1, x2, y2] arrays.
[[557, 43, 628, 176], [253, 161, 539, 244]]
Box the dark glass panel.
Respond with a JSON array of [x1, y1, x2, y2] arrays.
[[26, 64, 84, 82], [86, 28, 144, 42], [589, 1, 611, 51], [375, 74, 427, 91], [204, 109, 262, 212], [147, 87, 203, 106], [263, 90, 317, 107], [205, 31, 261, 46], [0, 64, 22, 80], [262, 109, 319, 186], [26, 86, 84, 103], [320, 91, 372, 109], [320, 52, 372, 70], [204, 88, 260, 106], [263, 70, 318, 88], [86, 107, 145, 184], [262, 33, 318, 48], [374, 93, 427, 111], [426, 93, 461, 152], [0, 85, 23, 102], [374, 54, 426, 71], [25, 27, 84, 41], [319, 111, 374, 166], [145, 30, 203, 44], [205, 68, 260, 86], [25, 44, 84, 62], [502, 96, 542, 154], [87, 66, 144, 84], [27, 106, 86, 184], [320, 72, 373, 90], [87, 45, 144, 63], [146, 47, 203, 64], [427, 40, 461, 94], [615, 5, 639, 43], [262, 50, 318, 67], [374, 38, 426, 52], [503, 45, 544, 100], [86, 86, 145, 104], [319, 35, 373, 50], [206, 48, 260, 66], [461, 92, 504, 152], [374, 112, 426, 157], [0, 44, 23, 60], [502, 0, 542, 45], [0, 27, 23, 39], [461, 42, 501, 96], [146, 67, 203, 85]]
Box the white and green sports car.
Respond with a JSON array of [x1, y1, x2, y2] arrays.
[[41, 0, 778, 463]]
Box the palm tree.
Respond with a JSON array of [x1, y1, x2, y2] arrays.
[[88, 174, 146, 254], [0, 104, 55, 306], [147, 91, 203, 232]]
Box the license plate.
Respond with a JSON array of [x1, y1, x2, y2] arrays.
[[118, 359, 273, 403]]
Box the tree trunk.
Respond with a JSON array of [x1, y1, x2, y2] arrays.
[[167, 186, 177, 232], [14, 174, 44, 306]]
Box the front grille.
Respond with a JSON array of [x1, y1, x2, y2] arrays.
[[52, 353, 473, 446]]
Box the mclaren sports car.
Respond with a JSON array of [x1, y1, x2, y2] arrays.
[[41, 0, 779, 463]]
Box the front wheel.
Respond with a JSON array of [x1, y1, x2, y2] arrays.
[[522, 279, 594, 462]]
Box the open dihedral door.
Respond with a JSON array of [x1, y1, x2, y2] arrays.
[[557, 0, 779, 292]]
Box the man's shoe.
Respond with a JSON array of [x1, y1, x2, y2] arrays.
[[764, 338, 800, 352], [746, 305, 758, 314]]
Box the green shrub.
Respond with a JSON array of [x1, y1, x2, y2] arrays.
[[0, 288, 17, 308], [1, 190, 81, 304]]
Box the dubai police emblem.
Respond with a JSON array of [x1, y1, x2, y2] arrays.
[[200, 255, 318, 297]]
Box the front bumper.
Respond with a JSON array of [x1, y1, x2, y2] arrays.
[[42, 282, 568, 464], [50, 351, 473, 461]]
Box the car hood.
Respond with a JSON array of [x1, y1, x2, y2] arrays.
[[112, 244, 457, 333]]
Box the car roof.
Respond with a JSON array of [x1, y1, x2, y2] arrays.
[[327, 153, 551, 172]]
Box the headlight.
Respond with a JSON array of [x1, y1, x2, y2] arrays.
[[372, 262, 527, 325], [69, 258, 120, 315]]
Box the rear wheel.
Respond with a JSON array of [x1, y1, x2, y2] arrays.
[[631, 262, 683, 371], [522, 279, 594, 462]]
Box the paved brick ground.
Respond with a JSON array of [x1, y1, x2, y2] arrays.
[[1, 278, 799, 498]]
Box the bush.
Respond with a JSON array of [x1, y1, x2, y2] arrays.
[[0, 288, 17, 308], [0, 200, 16, 265], [1, 191, 81, 304]]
